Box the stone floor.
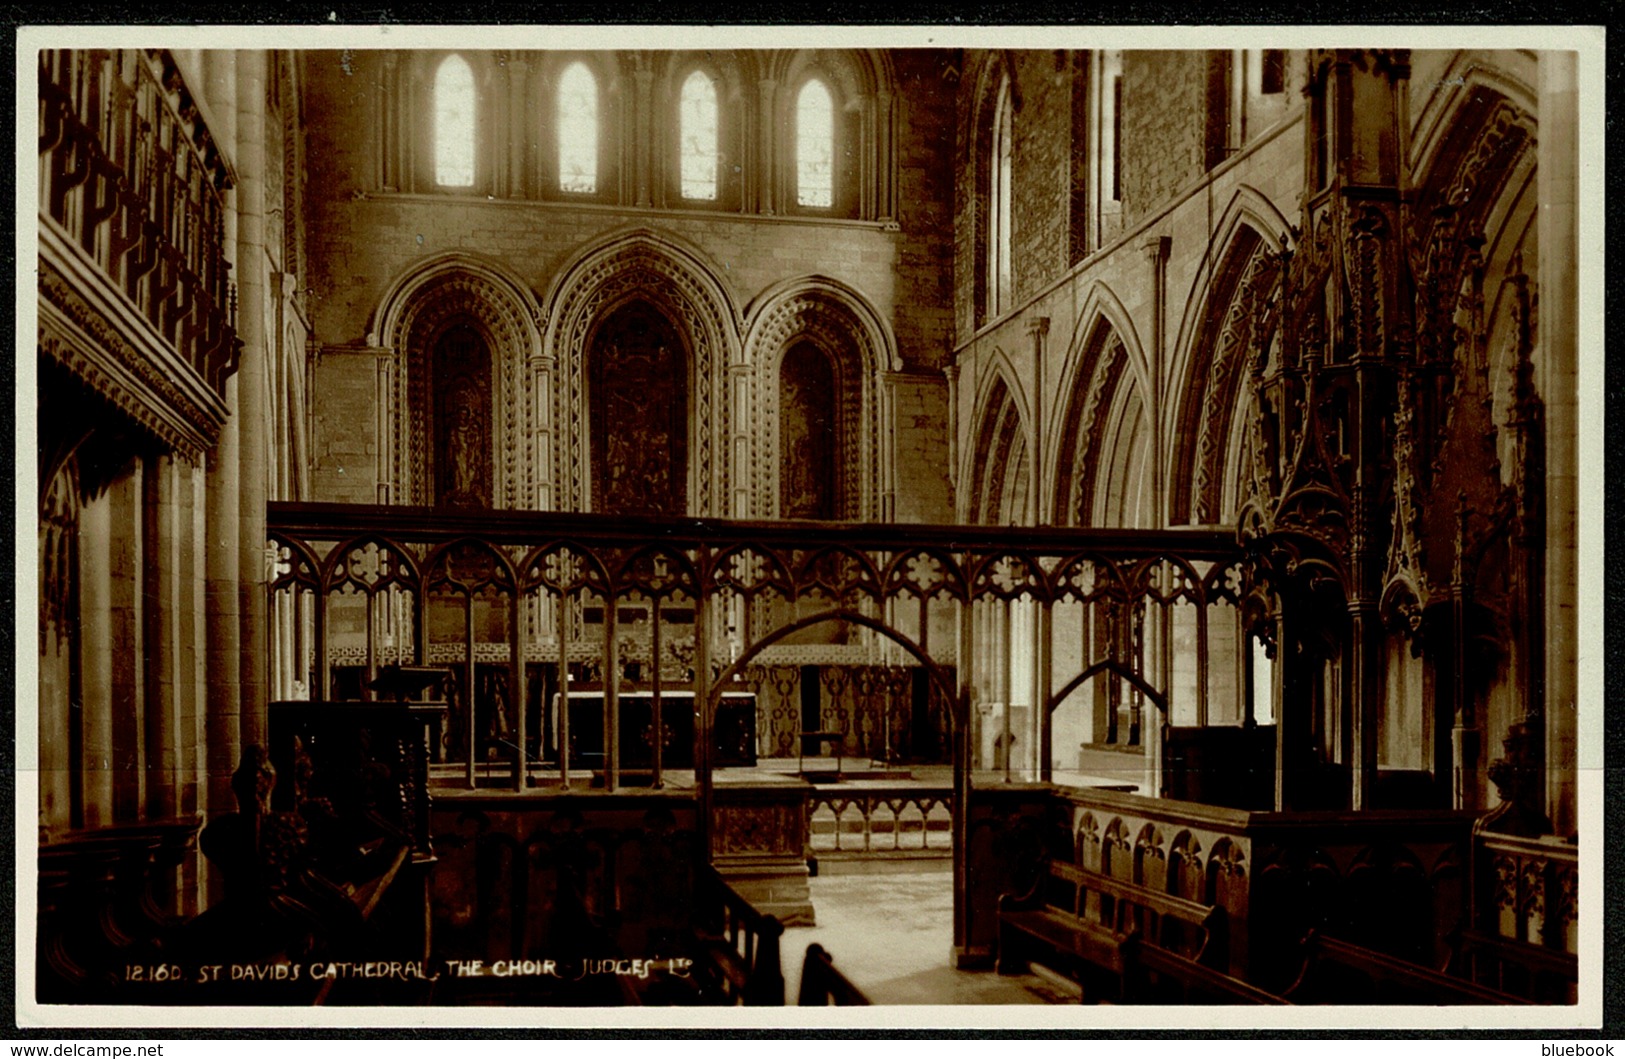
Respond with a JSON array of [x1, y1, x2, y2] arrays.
[[781, 866, 1076, 1005]]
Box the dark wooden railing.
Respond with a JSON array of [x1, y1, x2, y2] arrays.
[[36, 819, 201, 1004], [806, 784, 952, 857], [798, 943, 871, 1005], [1461, 828, 1579, 1002], [266, 501, 1249, 793], [697, 865, 785, 1005]]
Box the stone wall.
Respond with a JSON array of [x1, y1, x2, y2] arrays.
[[301, 49, 958, 523], [1120, 51, 1210, 231]]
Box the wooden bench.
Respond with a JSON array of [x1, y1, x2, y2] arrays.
[[1451, 928, 1578, 1004], [695, 866, 785, 1006], [1132, 944, 1292, 1005], [1288, 931, 1531, 1005], [998, 860, 1251, 1002], [798, 943, 871, 1005]]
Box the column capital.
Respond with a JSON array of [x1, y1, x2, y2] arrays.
[[1140, 233, 1171, 262], [1023, 315, 1051, 338]]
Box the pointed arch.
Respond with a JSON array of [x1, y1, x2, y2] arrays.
[[541, 226, 743, 517], [369, 252, 545, 510], [963, 353, 1032, 525], [1408, 51, 1538, 183], [1168, 194, 1292, 525], [1168, 182, 1293, 406], [744, 275, 898, 522], [1045, 281, 1149, 527], [967, 50, 1018, 328]]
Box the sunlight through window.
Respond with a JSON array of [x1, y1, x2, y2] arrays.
[[434, 54, 475, 188], [558, 62, 598, 194], [796, 79, 834, 208], [679, 71, 719, 201]]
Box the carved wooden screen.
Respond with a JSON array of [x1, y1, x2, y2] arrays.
[[432, 322, 493, 508], [779, 340, 838, 520], [589, 302, 689, 516]]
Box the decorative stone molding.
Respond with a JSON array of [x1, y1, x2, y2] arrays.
[[370, 253, 546, 510], [38, 223, 230, 461], [743, 276, 897, 521], [543, 228, 743, 515]]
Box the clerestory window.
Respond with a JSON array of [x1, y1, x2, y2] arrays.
[[795, 79, 834, 209], [988, 73, 1014, 316], [678, 70, 719, 201], [558, 62, 599, 194], [433, 53, 475, 188]]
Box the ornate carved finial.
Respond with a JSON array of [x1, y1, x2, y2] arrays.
[[1482, 720, 1552, 837], [231, 745, 278, 817]]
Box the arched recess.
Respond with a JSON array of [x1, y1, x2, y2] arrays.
[[654, 51, 749, 211], [370, 252, 546, 509], [1165, 187, 1292, 526], [1407, 51, 1538, 186], [965, 50, 1017, 328], [529, 51, 625, 204], [377, 50, 503, 196], [1170, 214, 1283, 525], [765, 49, 899, 222], [1093, 370, 1155, 531], [542, 227, 743, 516], [1051, 311, 1134, 529], [962, 355, 1032, 526], [743, 275, 898, 521], [1387, 75, 1539, 810]]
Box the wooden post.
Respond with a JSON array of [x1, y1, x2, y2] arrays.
[[511, 588, 526, 792], [651, 599, 663, 789], [463, 589, 475, 790], [695, 563, 714, 861], [559, 590, 571, 790], [605, 594, 619, 791], [1038, 600, 1053, 783]]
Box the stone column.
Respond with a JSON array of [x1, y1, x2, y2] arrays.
[[203, 50, 241, 822], [875, 89, 896, 224], [237, 50, 271, 748], [634, 67, 654, 208], [943, 363, 960, 505], [1538, 50, 1579, 839], [1139, 235, 1170, 526], [109, 462, 144, 824], [142, 455, 181, 822], [78, 488, 115, 829], [756, 79, 777, 214], [1024, 316, 1049, 523], [507, 57, 529, 200]]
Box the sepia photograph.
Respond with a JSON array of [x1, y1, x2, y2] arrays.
[[17, 24, 1605, 1030]]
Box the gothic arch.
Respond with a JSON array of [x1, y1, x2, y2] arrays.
[[1407, 52, 1538, 186], [1093, 369, 1155, 529], [744, 275, 897, 521], [1170, 218, 1283, 525], [963, 354, 1032, 525], [370, 251, 546, 509], [380, 51, 506, 196], [541, 226, 743, 516], [1051, 319, 1127, 528], [1046, 282, 1149, 526], [1168, 184, 1293, 404], [966, 50, 1018, 327]]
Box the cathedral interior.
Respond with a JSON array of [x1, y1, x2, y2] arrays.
[[31, 41, 1587, 1012]]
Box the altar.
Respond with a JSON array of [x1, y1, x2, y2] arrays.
[[557, 689, 758, 777]]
